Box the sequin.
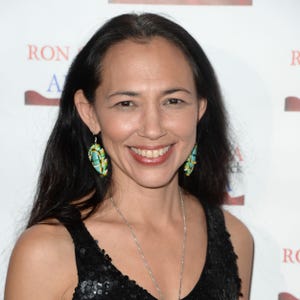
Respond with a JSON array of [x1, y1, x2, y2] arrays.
[[80, 247, 86, 255], [60, 202, 241, 300]]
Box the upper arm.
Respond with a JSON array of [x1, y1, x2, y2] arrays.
[[4, 224, 75, 300], [223, 210, 254, 300]]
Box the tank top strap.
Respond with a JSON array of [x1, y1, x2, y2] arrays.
[[201, 202, 242, 299], [56, 206, 91, 244], [58, 208, 106, 280]]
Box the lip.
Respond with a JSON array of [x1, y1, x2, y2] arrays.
[[128, 144, 173, 165], [129, 144, 172, 150]]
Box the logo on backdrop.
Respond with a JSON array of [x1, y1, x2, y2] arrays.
[[225, 146, 245, 205], [291, 50, 300, 66], [284, 50, 300, 112], [109, 0, 252, 5], [25, 44, 78, 106], [279, 250, 300, 299], [285, 96, 300, 112], [278, 292, 299, 300], [28, 44, 70, 61], [282, 248, 300, 264]]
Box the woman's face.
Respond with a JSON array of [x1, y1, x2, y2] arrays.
[[77, 37, 206, 189]]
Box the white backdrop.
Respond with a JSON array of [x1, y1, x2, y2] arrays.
[[1, 1, 300, 299]]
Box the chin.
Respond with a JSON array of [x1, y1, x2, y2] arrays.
[[131, 172, 177, 189]]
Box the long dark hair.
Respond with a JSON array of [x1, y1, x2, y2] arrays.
[[27, 13, 232, 227]]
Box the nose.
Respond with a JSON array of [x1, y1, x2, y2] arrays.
[[138, 103, 166, 140]]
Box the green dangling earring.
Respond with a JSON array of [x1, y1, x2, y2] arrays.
[[88, 136, 108, 176], [184, 144, 197, 176]]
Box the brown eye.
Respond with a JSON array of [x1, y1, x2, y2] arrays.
[[116, 101, 134, 107], [165, 98, 183, 105]]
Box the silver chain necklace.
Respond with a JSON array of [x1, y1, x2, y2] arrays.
[[110, 190, 187, 300]]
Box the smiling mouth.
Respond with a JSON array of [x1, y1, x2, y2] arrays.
[[130, 146, 171, 158]]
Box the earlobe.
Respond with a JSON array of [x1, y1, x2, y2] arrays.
[[198, 98, 207, 121], [74, 90, 101, 134]]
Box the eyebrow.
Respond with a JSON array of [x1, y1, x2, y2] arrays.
[[107, 88, 192, 99], [108, 91, 139, 99], [163, 88, 192, 95]]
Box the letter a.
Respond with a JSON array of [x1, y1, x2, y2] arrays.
[[47, 74, 61, 93]]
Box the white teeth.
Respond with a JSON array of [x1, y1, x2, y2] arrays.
[[131, 146, 170, 158]]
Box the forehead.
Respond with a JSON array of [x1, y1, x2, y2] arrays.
[[99, 37, 195, 90], [104, 36, 186, 55]]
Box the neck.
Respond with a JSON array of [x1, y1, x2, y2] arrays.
[[108, 177, 182, 226]]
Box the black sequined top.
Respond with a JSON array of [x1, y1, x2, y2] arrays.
[[60, 202, 241, 300]]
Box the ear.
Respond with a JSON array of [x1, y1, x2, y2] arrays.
[[198, 98, 207, 121], [74, 89, 101, 134]]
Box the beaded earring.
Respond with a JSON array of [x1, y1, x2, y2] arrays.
[[88, 136, 108, 176], [184, 144, 197, 176]]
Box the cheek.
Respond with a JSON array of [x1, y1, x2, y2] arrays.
[[98, 112, 137, 145], [168, 110, 198, 140]]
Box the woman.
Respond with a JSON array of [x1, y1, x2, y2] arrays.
[[5, 13, 253, 300]]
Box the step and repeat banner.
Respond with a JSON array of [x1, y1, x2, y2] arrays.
[[0, 0, 299, 299]]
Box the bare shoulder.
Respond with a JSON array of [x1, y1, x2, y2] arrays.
[[5, 222, 77, 300], [10, 221, 72, 265], [223, 210, 253, 245], [223, 209, 254, 300]]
